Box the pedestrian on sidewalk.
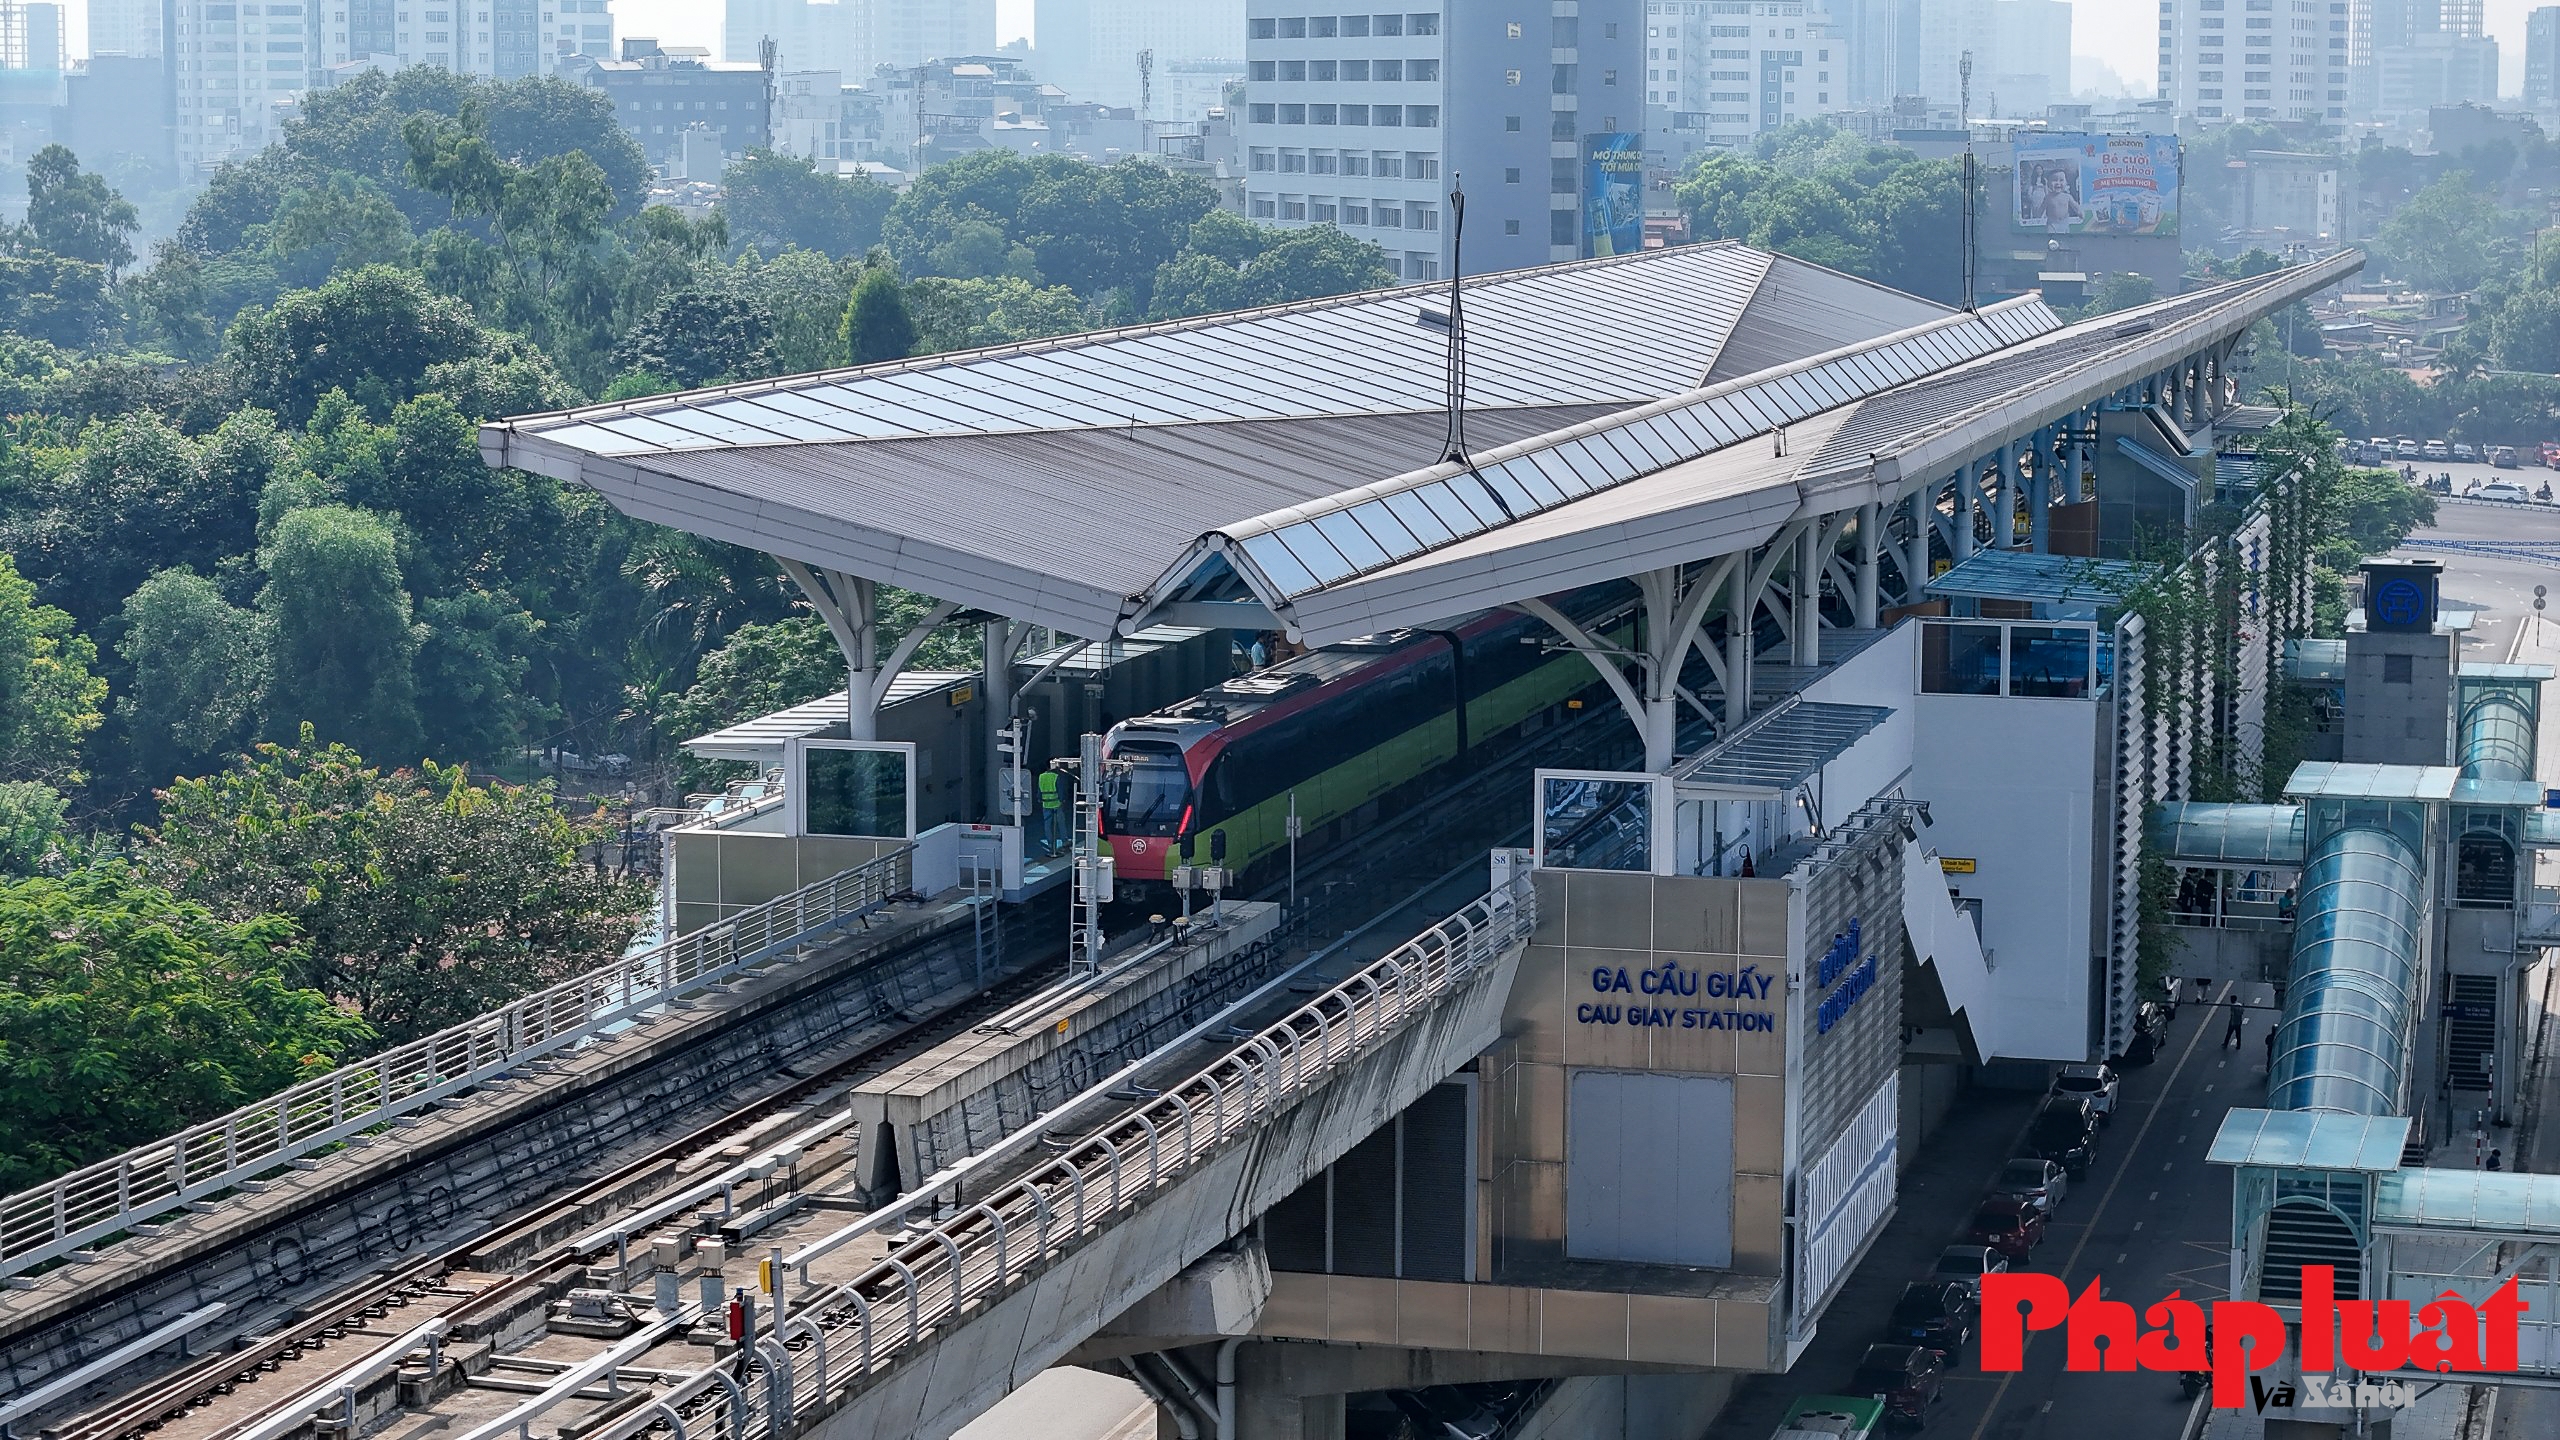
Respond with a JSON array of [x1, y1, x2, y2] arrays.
[[2489, 1148, 2504, 1172], [2264, 1025, 2275, 1069], [2224, 999, 2245, 1048]]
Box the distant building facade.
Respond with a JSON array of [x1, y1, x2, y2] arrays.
[[2530, 7, 2560, 113], [88, 0, 163, 57], [723, 0, 861, 78], [566, 39, 772, 167], [2350, 0, 2495, 127], [1240, 2, 1645, 281], [2157, 0, 2347, 129], [1036, 0, 1246, 115]]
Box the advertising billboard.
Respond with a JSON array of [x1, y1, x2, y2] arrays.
[[2013, 133, 2180, 237], [1582, 132, 1644, 258]]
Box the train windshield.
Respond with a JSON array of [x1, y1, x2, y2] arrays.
[[1105, 748, 1191, 837]]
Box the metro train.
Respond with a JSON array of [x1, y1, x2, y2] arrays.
[[1098, 599, 1637, 893]]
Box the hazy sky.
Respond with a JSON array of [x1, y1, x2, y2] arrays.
[[40, 0, 2558, 99]]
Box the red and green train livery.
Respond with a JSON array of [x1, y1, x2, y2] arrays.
[[1098, 604, 1628, 890]]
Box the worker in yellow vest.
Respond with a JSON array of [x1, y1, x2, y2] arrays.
[[1037, 761, 1070, 855]]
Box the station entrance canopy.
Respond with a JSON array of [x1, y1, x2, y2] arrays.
[[481, 246, 2359, 651]]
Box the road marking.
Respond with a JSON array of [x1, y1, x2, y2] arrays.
[[2191, 1108, 2201, 1118], [2148, 1191, 2158, 1201], [2176, 1134, 2186, 1144], [2164, 1162, 2174, 1171], [2134, 1221, 2144, 1231], [1968, 978, 2224, 1440], [2115, 1253, 2127, 1264]]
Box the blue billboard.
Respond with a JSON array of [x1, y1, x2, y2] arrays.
[[1582, 133, 1644, 258]]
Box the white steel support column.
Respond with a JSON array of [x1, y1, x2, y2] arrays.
[[1523, 554, 1737, 773], [1725, 554, 1755, 729], [981, 619, 1032, 822], [1794, 525, 1822, 666], [1952, 468, 1978, 561], [1854, 501, 1881, 629], [2028, 426, 2054, 554], [778, 559, 962, 742], [1996, 443, 2023, 550], [1904, 490, 1931, 607]]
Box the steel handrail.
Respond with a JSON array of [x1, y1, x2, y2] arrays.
[[0, 845, 914, 1276]]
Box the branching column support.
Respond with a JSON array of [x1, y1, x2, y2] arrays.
[[1854, 500, 1882, 629], [1903, 489, 1932, 610], [778, 559, 963, 742], [1523, 553, 1739, 773]]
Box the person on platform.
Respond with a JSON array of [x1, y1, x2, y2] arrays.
[[2224, 999, 2246, 1048]]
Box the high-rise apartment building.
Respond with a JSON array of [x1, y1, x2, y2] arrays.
[[2529, 7, 2560, 113], [2157, 0, 2347, 128], [1990, 0, 2068, 114], [724, 0, 860, 77], [88, 0, 164, 56], [173, 0, 310, 171], [1239, 3, 1644, 281], [2347, 0, 2494, 124], [1643, 2, 1847, 145], [1037, 0, 1246, 113], [326, 0, 604, 78], [866, 0, 996, 71]]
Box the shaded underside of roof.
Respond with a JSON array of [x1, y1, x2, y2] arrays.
[[595, 404, 1624, 627], [1704, 255, 1952, 385]]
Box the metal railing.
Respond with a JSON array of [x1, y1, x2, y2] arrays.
[[0, 846, 914, 1278], [578, 882, 1533, 1440]]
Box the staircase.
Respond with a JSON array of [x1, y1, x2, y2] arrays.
[[2260, 1199, 2362, 1303]]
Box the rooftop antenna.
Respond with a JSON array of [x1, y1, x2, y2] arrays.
[[1440, 176, 1470, 466], [1137, 48, 1153, 141], [1959, 49, 1978, 313]]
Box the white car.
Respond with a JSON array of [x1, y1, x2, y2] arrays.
[[2050, 1062, 2120, 1123], [2478, 481, 2535, 504]]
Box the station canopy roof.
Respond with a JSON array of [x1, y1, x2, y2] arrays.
[[483, 245, 2362, 646]]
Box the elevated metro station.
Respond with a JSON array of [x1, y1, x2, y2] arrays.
[[0, 244, 2398, 1440], [469, 244, 2396, 1437]]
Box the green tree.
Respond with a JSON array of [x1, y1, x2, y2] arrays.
[[841, 266, 917, 363], [0, 554, 105, 787], [614, 286, 781, 389], [414, 589, 544, 761], [263, 172, 415, 288], [141, 737, 648, 1041], [1147, 216, 1392, 319], [721, 148, 895, 257], [907, 275, 1089, 353], [0, 864, 371, 1189], [2082, 271, 2159, 318], [0, 781, 68, 875], [117, 569, 268, 783], [2376, 172, 2514, 293], [226, 265, 500, 424], [24, 145, 140, 277], [734, 247, 857, 374], [258, 505, 424, 763]]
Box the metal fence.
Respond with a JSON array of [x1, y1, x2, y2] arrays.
[[0, 846, 914, 1278], [581, 883, 1533, 1440]]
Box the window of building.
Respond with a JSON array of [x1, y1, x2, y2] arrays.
[[1282, 196, 1307, 219], [1552, 209, 1575, 244], [1376, 58, 1401, 80], [1312, 103, 1337, 123], [1250, 16, 1275, 37], [1312, 14, 1336, 35], [1411, 58, 1438, 80], [1409, 105, 1438, 125], [1313, 200, 1337, 221], [1251, 60, 1275, 80], [1281, 59, 1305, 80], [1251, 102, 1276, 122], [1410, 12, 1438, 35], [1375, 103, 1401, 124], [1251, 194, 1277, 217], [1280, 148, 1307, 171], [1342, 150, 1369, 174], [1506, 20, 1521, 36], [1343, 57, 1369, 78], [1410, 203, 1438, 230], [1280, 16, 1307, 37], [1250, 146, 1275, 170], [1344, 14, 1368, 35], [1341, 103, 1369, 122], [1504, 166, 1520, 183], [1344, 200, 1369, 223], [1506, 67, 1521, 84], [1410, 152, 1437, 177], [1281, 103, 1307, 122], [1504, 113, 1520, 129], [1375, 150, 1402, 176], [1603, 68, 1617, 84], [1313, 151, 1339, 173], [1375, 12, 1402, 35], [1312, 59, 1336, 79]]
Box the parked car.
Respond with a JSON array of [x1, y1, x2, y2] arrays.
[[2050, 1062, 2121, 1124], [2424, 439, 2451, 460], [2479, 481, 2534, 504], [2541, 441, 2560, 468], [1929, 1244, 2011, 1298], [1968, 1194, 2049, 1259], [2452, 442, 2479, 462], [1852, 1345, 1945, 1431], [2115, 1002, 2170, 1065], [1889, 1280, 1977, 1359], [2493, 446, 2522, 469], [2028, 1095, 2100, 1179], [2397, 438, 2423, 459], [1991, 1157, 2072, 1216]]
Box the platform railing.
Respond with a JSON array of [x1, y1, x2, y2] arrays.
[[580, 881, 1534, 1440], [0, 845, 913, 1278]]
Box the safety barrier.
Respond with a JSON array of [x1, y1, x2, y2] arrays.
[[0, 846, 914, 1278], [580, 883, 1533, 1440]]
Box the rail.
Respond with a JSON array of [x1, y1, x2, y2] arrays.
[[0, 846, 915, 1278], [583, 881, 1534, 1440]]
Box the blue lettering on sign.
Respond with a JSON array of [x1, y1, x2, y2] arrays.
[[1819, 918, 1864, 988], [1577, 962, 1774, 1030], [1817, 954, 1879, 1035]]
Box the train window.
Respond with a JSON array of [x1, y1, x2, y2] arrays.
[[1309, 512, 1390, 571], [1381, 489, 1455, 546], [1347, 500, 1425, 557], [1239, 533, 1321, 596], [1105, 746, 1191, 837]]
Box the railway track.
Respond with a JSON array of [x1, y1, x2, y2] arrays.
[[47, 681, 1665, 1440]]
